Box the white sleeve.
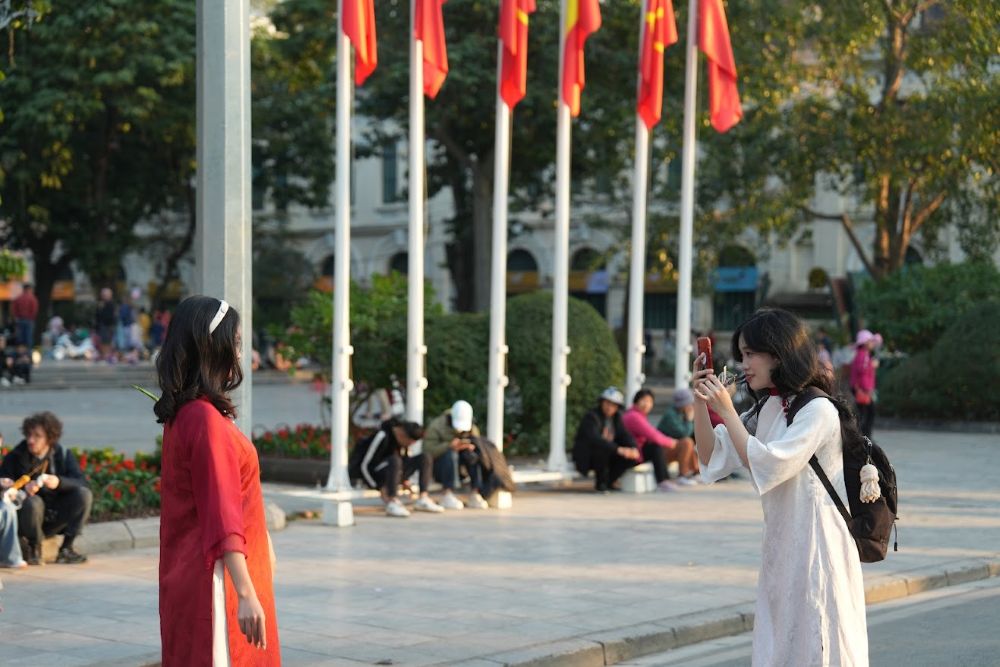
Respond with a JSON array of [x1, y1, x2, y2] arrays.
[[747, 399, 840, 496], [700, 423, 748, 483]]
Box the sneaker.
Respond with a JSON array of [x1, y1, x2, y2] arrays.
[[0, 559, 28, 569], [439, 491, 464, 511], [413, 496, 445, 513], [675, 476, 699, 487], [466, 493, 489, 510], [656, 480, 679, 493], [23, 542, 42, 566], [384, 500, 411, 518], [55, 548, 87, 564]]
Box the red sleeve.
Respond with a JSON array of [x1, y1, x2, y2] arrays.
[[625, 410, 676, 448], [186, 403, 247, 569]]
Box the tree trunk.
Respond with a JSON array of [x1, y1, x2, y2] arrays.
[[152, 184, 197, 312], [444, 163, 475, 312], [26, 236, 70, 342], [470, 161, 494, 312]]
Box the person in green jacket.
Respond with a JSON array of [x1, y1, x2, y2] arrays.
[[423, 400, 488, 510], [657, 388, 696, 440]]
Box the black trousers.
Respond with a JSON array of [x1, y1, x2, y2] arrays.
[[856, 402, 876, 438], [433, 449, 484, 493], [642, 443, 671, 483], [373, 452, 432, 498], [589, 445, 639, 490], [17, 487, 93, 547]]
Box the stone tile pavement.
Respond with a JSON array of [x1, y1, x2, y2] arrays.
[[0, 428, 998, 666]]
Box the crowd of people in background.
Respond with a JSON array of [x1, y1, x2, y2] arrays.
[[0, 282, 175, 383]]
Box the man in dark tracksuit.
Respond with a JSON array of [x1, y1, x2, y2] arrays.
[[349, 419, 445, 518], [572, 387, 641, 492], [0, 412, 92, 564]]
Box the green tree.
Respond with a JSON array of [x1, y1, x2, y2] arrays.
[[686, 0, 999, 279], [0, 1, 196, 323]]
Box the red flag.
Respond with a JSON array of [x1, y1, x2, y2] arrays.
[[415, 0, 449, 98], [637, 0, 678, 129], [343, 0, 378, 85], [699, 0, 742, 132], [561, 0, 602, 116], [499, 0, 536, 109]]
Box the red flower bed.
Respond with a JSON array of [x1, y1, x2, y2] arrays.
[[74, 448, 161, 522], [253, 424, 333, 459]]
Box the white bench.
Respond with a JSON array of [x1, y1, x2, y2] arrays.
[[621, 462, 656, 493]]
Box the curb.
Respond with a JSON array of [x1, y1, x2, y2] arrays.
[[481, 557, 1000, 667], [40, 503, 287, 562]]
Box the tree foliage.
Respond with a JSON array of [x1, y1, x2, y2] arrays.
[[879, 301, 1000, 421], [0, 1, 196, 319], [690, 0, 1000, 278], [856, 260, 999, 352]]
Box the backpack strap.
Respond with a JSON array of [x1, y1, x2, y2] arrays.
[[808, 455, 852, 523], [788, 387, 853, 522], [785, 386, 830, 426]]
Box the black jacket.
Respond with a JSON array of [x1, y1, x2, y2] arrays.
[[0, 441, 88, 496], [470, 436, 516, 496], [572, 407, 637, 475], [348, 422, 403, 489]]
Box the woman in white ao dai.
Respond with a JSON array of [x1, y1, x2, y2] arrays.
[[692, 309, 869, 667]]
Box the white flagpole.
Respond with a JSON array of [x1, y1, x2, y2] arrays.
[[626, 0, 652, 405], [324, 0, 355, 526], [626, 122, 650, 405], [673, 0, 698, 389], [487, 41, 511, 449], [548, 0, 572, 472], [407, 0, 428, 425]]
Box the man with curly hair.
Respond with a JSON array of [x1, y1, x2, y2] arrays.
[[0, 412, 92, 565]]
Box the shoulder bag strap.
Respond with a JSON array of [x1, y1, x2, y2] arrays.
[[808, 455, 852, 524]]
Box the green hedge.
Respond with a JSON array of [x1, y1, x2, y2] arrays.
[[505, 292, 625, 456], [857, 261, 999, 353], [878, 301, 1000, 421], [277, 285, 625, 457]]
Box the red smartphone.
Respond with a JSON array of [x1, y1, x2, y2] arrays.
[[697, 337, 713, 370]]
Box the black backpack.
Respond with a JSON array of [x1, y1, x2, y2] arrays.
[[786, 387, 898, 563]]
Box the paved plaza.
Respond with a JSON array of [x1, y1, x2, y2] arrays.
[[0, 426, 998, 666]]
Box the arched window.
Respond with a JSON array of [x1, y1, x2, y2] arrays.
[[388, 252, 408, 274], [507, 249, 538, 272]]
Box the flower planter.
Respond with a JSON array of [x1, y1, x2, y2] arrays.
[[258, 455, 330, 486]]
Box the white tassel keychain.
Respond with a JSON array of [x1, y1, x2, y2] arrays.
[[859, 463, 881, 503]]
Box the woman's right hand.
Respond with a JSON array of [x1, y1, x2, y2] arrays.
[[237, 592, 268, 649], [690, 352, 715, 402]]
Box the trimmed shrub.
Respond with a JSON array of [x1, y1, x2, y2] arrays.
[[879, 301, 1000, 421], [505, 292, 625, 456], [424, 311, 490, 423], [857, 261, 999, 353]]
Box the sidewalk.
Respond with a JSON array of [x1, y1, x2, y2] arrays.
[[0, 428, 998, 666]]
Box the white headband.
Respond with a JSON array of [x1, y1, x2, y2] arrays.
[[208, 299, 229, 334]]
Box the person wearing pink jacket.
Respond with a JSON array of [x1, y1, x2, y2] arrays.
[[622, 390, 700, 491], [850, 329, 881, 437]]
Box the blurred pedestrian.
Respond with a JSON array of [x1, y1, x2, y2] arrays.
[[11, 283, 38, 348], [95, 288, 118, 361], [572, 387, 641, 493], [850, 329, 880, 438]]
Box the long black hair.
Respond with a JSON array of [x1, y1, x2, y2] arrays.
[[153, 296, 243, 423], [732, 308, 865, 450]]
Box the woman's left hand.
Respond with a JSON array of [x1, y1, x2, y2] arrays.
[[692, 372, 736, 418]]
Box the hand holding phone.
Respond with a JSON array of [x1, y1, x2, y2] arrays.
[[696, 337, 713, 371]]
